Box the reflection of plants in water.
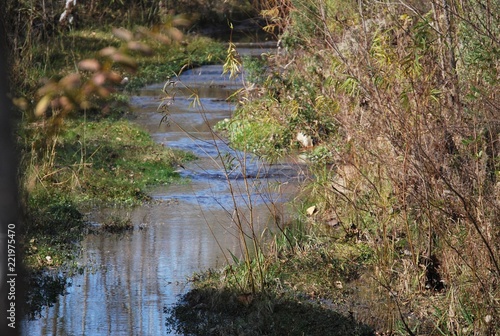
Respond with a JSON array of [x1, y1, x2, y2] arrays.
[[25, 272, 70, 320], [101, 213, 133, 233], [158, 61, 295, 295]]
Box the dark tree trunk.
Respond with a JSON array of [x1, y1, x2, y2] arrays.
[[0, 3, 23, 335]]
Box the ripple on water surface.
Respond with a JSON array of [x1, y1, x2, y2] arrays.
[[22, 46, 303, 336]]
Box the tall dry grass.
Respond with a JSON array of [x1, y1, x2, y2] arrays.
[[248, 0, 499, 333]]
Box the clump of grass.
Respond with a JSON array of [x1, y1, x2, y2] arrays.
[[22, 192, 85, 270], [25, 118, 191, 206], [101, 214, 133, 233]]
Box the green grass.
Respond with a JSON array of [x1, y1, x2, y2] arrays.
[[123, 35, 226, 91], [18, 24, 222, 316], [27, 118, 192, 206], [65, 119, 190, 202], [23, 193, 85, 270]]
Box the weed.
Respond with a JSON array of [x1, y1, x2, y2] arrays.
[[215, 0, 500, 333], [101, 214, 133, 233]]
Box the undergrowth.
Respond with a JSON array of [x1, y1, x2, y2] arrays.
[[8, 4, 225, 317], [198, 0, 499, 334]]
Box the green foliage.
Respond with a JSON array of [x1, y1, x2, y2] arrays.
[[305, 145, 334, 166], [242, 56, 268, 85], [219, 0, 500, 333], [279, 0, 321, 49], [29, 119, 189, 205], [217, 116, 288, 160], [224, 51, 339, 161]]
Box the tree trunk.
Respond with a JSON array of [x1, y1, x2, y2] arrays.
[[0, 11, 22, 336]]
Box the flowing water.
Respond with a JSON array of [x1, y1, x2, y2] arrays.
[[22, 44, 304, 335]]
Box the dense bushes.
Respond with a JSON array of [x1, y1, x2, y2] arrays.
[[226, 0, 499, 333]]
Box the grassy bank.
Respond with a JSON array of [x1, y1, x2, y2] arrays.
[[171, 0, 500, 335], [14, 20, 226, 315]]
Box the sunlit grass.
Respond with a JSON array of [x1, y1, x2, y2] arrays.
[[28, 118, 193, 206]]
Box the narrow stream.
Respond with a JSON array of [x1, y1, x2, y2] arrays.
[[23, 45, 303, 335]]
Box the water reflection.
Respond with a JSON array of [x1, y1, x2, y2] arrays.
[[23, 200, 284, 335], [23, 52, 299, 336]]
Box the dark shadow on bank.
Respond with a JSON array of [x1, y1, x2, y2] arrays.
[[166, 288, 374, 336], [193, 17, 277, 43]]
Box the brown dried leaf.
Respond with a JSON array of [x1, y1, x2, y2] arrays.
[[107, 71, 123, 84], [92, 73, 107, 86], [59, 96, 75, 112], [127, 41, 152, 55], [306, 205, 317, 216], [112, 27, 133, 41], [111, 53, 137, 71], [96, 86, 111, 98], [78, 59, 101, 72], [168, 27, 183, 42], [152, 33, 171, 45], [80, 100, 91, 110], [99, 46, 118, 57], [12, 98, 28, 110], [37, 81, 58, 97], [59, 73, 81, 90]]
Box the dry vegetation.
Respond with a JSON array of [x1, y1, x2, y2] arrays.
[[2, 0, 498, 333], [213, 0, 499, 334]]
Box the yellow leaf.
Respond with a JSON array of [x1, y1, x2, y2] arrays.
[[12, 97, 28, 110], [35, 95, 52, 117]]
